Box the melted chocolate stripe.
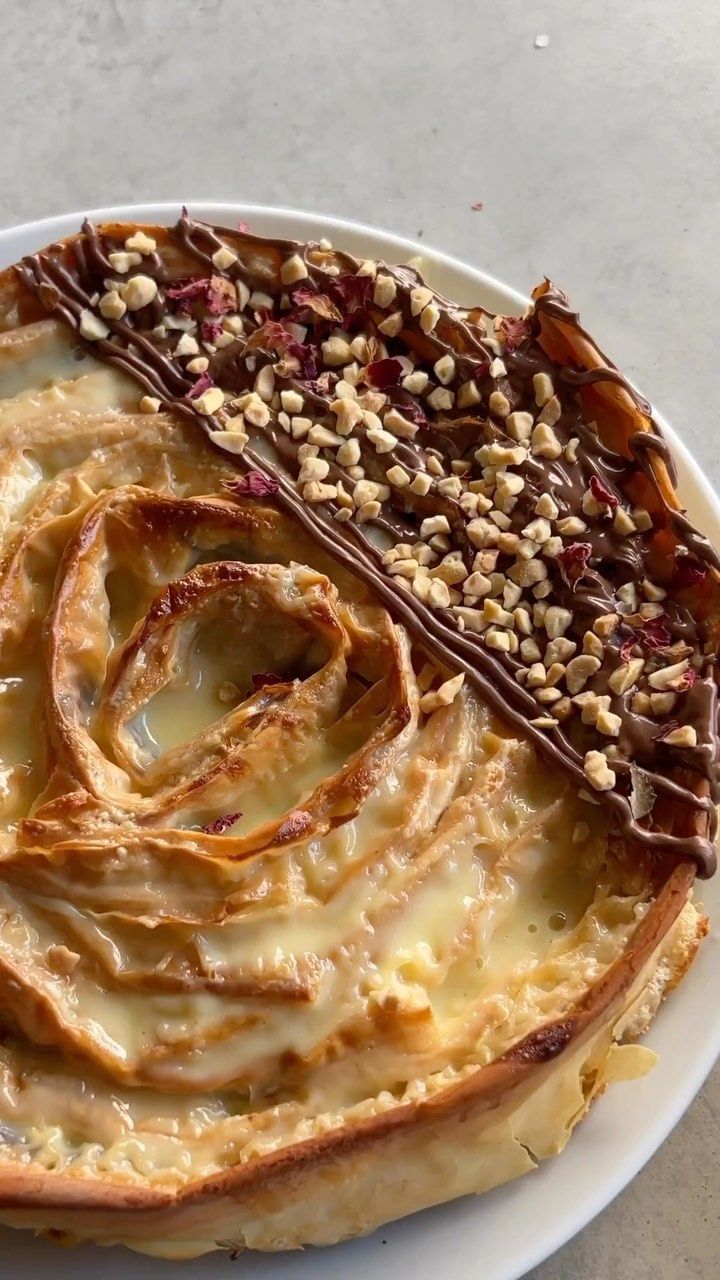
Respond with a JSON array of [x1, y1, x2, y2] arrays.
[[16, 216, 719, 876]]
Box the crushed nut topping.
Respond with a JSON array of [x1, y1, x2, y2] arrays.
[[21, 212, 719, 875]]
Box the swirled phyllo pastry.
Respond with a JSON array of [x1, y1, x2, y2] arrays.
[[0, 216, 713, 1259]]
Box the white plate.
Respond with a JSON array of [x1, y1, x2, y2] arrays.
[[0, 203, 718, 1280]]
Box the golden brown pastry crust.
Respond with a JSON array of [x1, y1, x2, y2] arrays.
[[0, 238, 709, 1259]]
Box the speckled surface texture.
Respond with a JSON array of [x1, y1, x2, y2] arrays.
[[0, 1, 718, 1276]]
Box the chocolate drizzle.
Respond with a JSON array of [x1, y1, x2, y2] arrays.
[[16, 213, 720, 875]]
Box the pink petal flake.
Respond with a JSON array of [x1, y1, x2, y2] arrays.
[[289, 286, 342, 325], [471, 201, 484, 212], [557, 541, 593, 589], [365, 357, 403, 390], [200, 318, 223, 343], [640, 616, 673, 650], [237, 220, 250, 233], [619, 634, 637, 663], [187, 370, 214, 399], [206, 276, 237, 316], [330, 272, 373, 319], [589, 474, 619, 511], [497, 315, 531, 352], [677, 667, 698, 692], [200, 811, 242, 835], [166, 277, 209, 312], [226, 470, 279, 498]]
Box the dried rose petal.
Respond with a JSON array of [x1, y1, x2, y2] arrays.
[[365, 357, 403, 390], [473, 359, 490, 382], [640, 616, 672, 650], [471, 201, 484, 212], [226, 470, 279, 498], [589, 474, 619, 511], [206, 276, 237, 316], [677, 667, 698, 692], [248, 320, 291, 353], [201, 811, 241, 835], [672, 554, 707, 588], [200, 317, 223, 343], [187, 370, 214, 399], [289, 286, 342, 325], [166, 277, 209, 311], [330, 272, 373, 316], [619, 633, 637, 663], [497, 316, 531, 352], [557, 541, 593, 589], [237, 219, 250, 233], [284, 340, 317, 380], [250, 672, 286, 691]]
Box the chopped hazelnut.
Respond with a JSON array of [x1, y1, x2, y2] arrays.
[[281, 389, 305, 414], [98, 289, 126, 320], [584, 749, 616, 791], [410, 472, 432, 496], [108, 250, 142, 273], [593, 612, 619, 637], [78, 308, 110, 341], [139, 395, 161, 413], [488, 389, 511, 418], [193, 386, 225, 415], [433, 354, 456, 385], [378, 311, 404, 337], [420, 672, 464, 713], [410, 285, 434, 315], [427, 386, 455, 411], [537, 395, 561, 427], [420, 515, 451, 539], [661, 725, 698, 748], [457, 379, 481, 408], [386, 463, 411, 488], [544, 605, 573, 639], [356, 499, 382, 522], [120, 274, 158, 311], [608, 657, 645, 695], [565, 654, 601, 695], [535, 493, 559, 519], [322, 335, 352, 366], [212, 244, 239, 271], [556, 516, 587, 536], [373, 273, 397, 308], [650, 691, 677, 715], [531, 422, 562, 459], [420, 302, 441, 334], [506, 410, 533, 442], [187, 355, 210, 374], [427, 579, 452, 608], [648, 659, 690, 690], [485, 628, 511, 652], [533, 371, 554, 406], [614, 507, 637, 535]]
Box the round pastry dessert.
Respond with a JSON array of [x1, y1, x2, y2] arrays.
[[0, 215, 714, 1259]]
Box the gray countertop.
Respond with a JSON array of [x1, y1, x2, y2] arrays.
[[1, 1, 718, 1276]]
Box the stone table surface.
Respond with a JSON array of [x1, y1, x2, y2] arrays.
[[0, 1, 718, 1277]]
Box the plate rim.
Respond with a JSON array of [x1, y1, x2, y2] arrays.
[[0, 200, 717, 1280]]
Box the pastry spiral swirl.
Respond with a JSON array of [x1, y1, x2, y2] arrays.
[[0, 268, 705, 1260]]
